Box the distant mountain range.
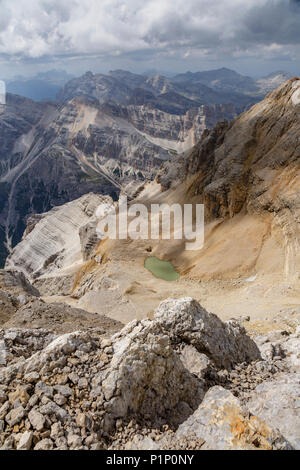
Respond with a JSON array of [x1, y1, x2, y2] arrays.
[[0, 67, 294, 266], [58, 68, 293, 112], [6, 69, 74, 102], [4, 67, 293, 106], [172, 68, 292, 95]]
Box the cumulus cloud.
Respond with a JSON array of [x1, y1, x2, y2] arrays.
[[0, 0, 299, 65]]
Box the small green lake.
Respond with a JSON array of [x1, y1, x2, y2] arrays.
[[144, 256, 180, 281]]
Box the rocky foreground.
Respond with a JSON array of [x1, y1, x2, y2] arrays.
[[0, 294, 299, 451]]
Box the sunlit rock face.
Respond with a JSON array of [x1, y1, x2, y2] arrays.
[[5, 193, 110, 279], [154, 78, 300, 284]]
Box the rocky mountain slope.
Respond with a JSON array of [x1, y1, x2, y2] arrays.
[[4, 78, 299, 329], [154, 78, 300, 286], [0, 93, 238, 268], [0, 68, 291, 268], [0, 78, 299, 451], [0, 296, 299, 450]]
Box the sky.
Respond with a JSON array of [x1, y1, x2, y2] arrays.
[[0, 0, 299, 79]]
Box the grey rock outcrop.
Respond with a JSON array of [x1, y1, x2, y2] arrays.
[[100, 316, 204, 430], [0, 71, 292, 268], [123, 386, 292, 450], [247, 373, 300, 449], [153, 298, 261, 369], [33, 274, 74, 297], [174, 386, 292, 450], [179, 345, 211, 378], [0, 297, 296, 450]]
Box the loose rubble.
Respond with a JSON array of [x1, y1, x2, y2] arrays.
[[2, 299, 123, 335], [0, 297, 299, 450]]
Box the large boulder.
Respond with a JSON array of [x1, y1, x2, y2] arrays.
[[174, 386, 292, 450], [125, 386, 292, 450], [100, 319, 204, 430], [98, 297, 261, 428], [154, 298, 261, 369]]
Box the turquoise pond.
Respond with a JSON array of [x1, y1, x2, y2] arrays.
[[144, 256, 180, 281]]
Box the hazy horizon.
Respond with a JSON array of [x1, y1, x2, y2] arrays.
[[2, 66, 298, 83], [0, 0, 299, 80]]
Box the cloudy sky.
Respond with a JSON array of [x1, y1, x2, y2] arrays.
[[0, 0, 299, 78]]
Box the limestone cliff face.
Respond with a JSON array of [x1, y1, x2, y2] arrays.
[[5, 193, 109, 279], [88, 100, 239, 156]]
